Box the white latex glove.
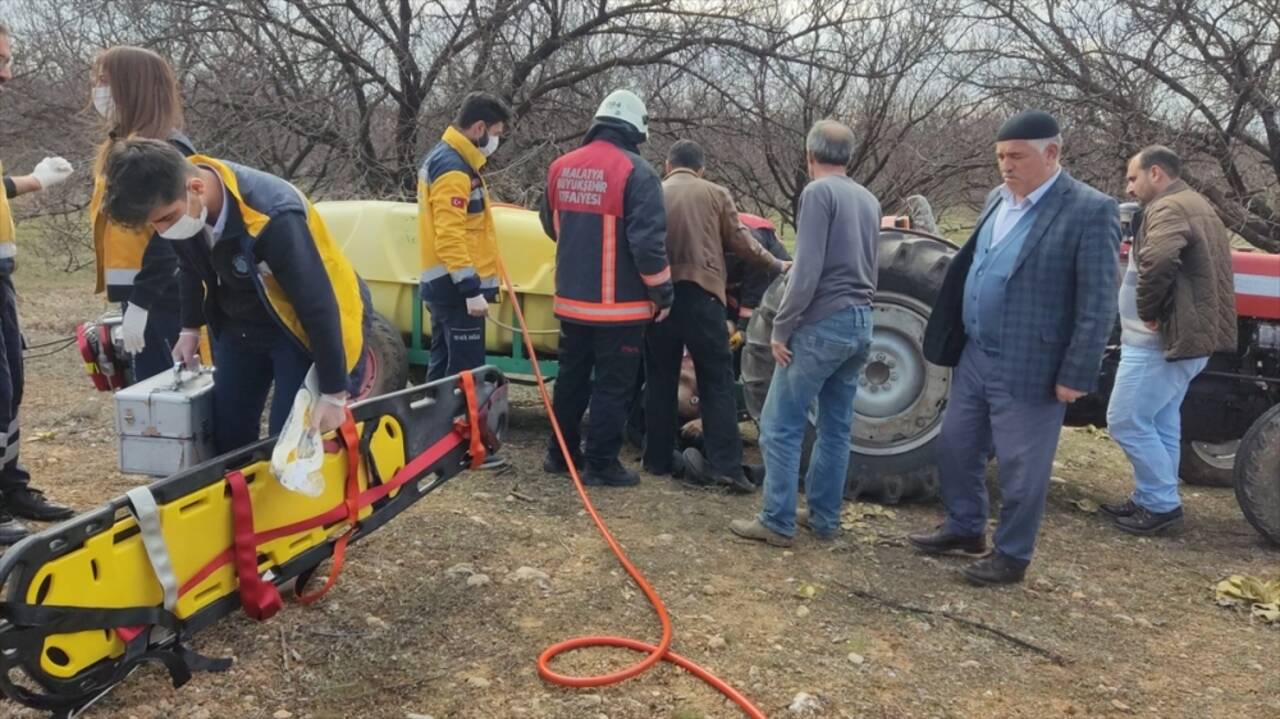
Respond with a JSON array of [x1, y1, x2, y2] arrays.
[[465, 294, 489, 318], [313, 392, 348, 433], [31, 157, 73, 190], [171, 329, 201, 371], [121, 303, 149, 355]]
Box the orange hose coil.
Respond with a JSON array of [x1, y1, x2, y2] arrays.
[[495, 257, 767, 718]]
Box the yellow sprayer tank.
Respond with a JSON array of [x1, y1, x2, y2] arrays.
[[317, 200, 561, 356]]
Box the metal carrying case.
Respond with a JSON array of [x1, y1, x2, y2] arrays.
[[114, 366, 216, 476]]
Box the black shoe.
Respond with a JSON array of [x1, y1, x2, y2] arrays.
[[582, 463, 640, 488], [0, 510, 29, 545], [743, 464, 766, 487], [5, 488, 73, 522], [961, 552, 1028, 586], [677, 448, 751, 492], [1099, 498, 1138, 519], [679, 448, 713, 486], [907, 525, 987, 556], [1114, 506, 1184, 535], [542, 451, 581, 477], [642, 450, 685, 478]]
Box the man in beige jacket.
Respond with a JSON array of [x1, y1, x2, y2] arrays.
[[1102, 145, 1237, 534], [642, 140, 785, 491]]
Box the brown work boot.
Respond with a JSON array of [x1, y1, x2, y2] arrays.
[[729, 517, 793, 547], [794, 507, 839, 541]]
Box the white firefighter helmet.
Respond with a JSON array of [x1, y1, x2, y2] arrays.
[[595, 89, 649, 139]]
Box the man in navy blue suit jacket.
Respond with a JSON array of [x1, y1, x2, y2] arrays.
[[909, 110, 1120, 586]]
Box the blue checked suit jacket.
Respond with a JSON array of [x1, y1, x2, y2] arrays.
[[923, 171, 1121, 401]]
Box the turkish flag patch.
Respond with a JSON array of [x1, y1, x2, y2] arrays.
[[451, 197, 466, 208]]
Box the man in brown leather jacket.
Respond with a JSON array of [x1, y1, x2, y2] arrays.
[[642, 140, 786, 491], [1101, 145, 1237, 535]]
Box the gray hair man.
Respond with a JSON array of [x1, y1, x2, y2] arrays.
[[909, 110, 1120, 585], [1099, 145, 1236, 534], [730, 119, 880, 547]]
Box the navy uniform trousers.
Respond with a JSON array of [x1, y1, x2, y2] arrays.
[[0, 275, 30, 494], [939, 342, 1067, 565]]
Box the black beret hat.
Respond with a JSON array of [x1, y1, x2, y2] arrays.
[[997, 110, 1060, 141]]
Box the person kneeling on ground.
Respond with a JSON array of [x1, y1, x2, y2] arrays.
[[102, 138, 370, 454], [730, 119, 880, 547]]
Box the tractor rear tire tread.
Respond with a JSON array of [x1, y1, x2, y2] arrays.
[[742, 231, 955, 505], [1233, 403, 1280, 545], [360, 311, 410, 400]]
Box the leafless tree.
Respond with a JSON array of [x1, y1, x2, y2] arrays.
[[968, 0, 1280, 252]]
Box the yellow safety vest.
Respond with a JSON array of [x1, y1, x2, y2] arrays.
[[89, 175, 150, 298], [0, 161, 16, 258], [191, 155, 366, 372]]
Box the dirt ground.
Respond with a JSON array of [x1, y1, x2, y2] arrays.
[[6, 260, 1280, 719]]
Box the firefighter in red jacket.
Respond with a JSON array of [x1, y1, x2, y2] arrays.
[[539, 90, 673, 487]]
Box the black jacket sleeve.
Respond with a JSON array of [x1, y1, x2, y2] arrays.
[[256, 211, 348, 394], [621, 159, 673, 309], [128, 235, 180, 311], [737, 229, 791, 312], [538, 189, 557, 241], [3, 177, 15, 199], [175, 243, 207, 329]]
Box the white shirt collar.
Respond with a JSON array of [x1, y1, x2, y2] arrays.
[[998, 167, 1062, 209]]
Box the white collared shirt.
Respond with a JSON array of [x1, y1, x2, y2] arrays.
[[992, 168, 1061, 246]]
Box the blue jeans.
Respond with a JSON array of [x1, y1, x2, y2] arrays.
[[1105, 344, 1207, 513], [759, 305, 873, 537]]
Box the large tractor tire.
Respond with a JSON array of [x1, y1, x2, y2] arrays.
[[1179, 439, 1237, 487], [742, 230, 954, 504], [353, 311, 410, 401], [1233, 403, 1280, 545]]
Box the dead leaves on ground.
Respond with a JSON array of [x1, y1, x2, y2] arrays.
[[1214, 575, 1280, 624]]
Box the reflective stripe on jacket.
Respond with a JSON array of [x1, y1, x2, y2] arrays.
[[540, 128, 672, 326]]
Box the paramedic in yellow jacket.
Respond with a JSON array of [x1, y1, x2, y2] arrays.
[[89, 46, 196, 381], [101, 138, 370, 454], [0, 21, 77, 544], [417, 92, 510, 381]]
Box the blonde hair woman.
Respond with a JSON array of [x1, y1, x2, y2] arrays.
[[89, 46, 196, 380]]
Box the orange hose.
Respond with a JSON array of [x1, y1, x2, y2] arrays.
[[494, 258, 766, 718]]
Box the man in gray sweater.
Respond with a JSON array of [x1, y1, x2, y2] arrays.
[[730, 120, 880, 547]]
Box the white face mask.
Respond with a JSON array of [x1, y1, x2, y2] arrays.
[[479, 133, 500, 157], [157, 202, 208, 241], [92, 86, 114, 119]]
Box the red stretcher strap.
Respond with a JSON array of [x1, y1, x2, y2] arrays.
[[226, 469, 284, 621], [297, 413, 361, 606], [176, 421, 468, 601], [459, 371, 486, 469]]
